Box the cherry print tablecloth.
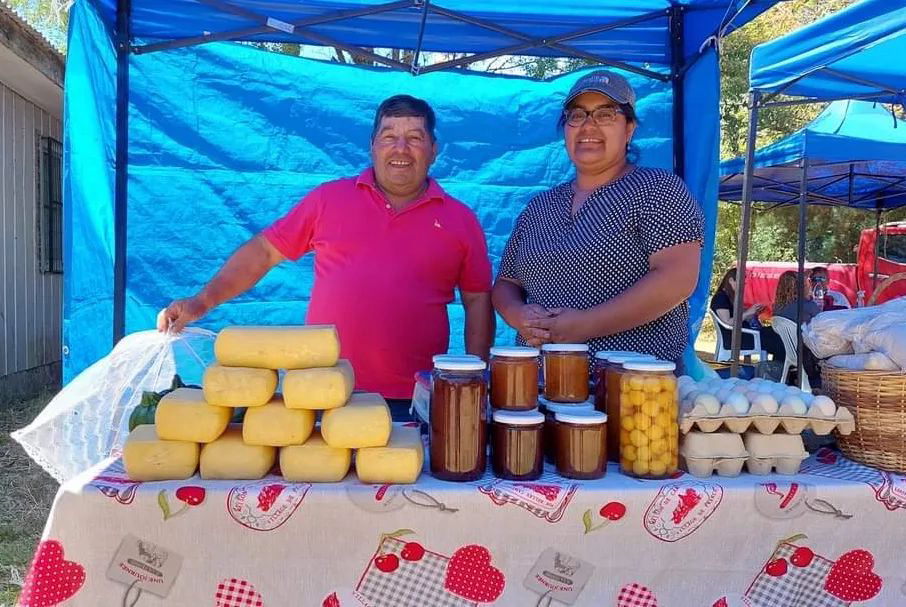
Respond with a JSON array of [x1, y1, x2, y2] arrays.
[[19, 447, 906, 607]]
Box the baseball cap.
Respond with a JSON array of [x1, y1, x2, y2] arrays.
[[564, 70, 636, 109]]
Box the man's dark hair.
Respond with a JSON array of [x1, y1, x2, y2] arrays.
[[371, 95, 436, 142]]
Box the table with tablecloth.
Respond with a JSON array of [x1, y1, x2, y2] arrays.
[[19, 446, 906, 607]]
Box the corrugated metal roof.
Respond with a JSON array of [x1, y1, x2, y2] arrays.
[[0, 0, 65, 57]]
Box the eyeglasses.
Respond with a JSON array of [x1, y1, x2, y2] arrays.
[[563, 106, 625, 127]]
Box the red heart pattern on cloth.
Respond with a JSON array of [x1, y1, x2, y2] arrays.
[[825, 549, 882, 602], [19, 540, 85, 607], [617, 582, 658, 607], [216, 578, 265, 607], [444, 544, 505, 602]]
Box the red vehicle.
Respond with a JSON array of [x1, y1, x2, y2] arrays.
[[741, 222, 906, 313]]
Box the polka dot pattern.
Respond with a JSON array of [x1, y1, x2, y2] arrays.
[[498, 166, 704, 362], [443, 545, 505, 602], [824, 550, 882, 602], [19, 540, 86, 607]]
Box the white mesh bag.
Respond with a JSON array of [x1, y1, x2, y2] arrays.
[[11, 329, 215, 483]]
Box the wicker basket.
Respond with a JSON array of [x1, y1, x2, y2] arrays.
[[822, 365, 906, 473]]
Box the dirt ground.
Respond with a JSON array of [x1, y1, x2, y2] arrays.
[[0, 391, 58, 606]]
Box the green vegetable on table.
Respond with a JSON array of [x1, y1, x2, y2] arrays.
[[127, 374, 189, 431]]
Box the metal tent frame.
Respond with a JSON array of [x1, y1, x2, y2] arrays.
[[729, 80, 906, 381], [108, 0, 757, 343]]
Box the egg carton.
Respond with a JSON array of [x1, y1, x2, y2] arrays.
[[746, 454, 809, 475], [679, 402, 855, 436], [744, 432, 808, 475], [679, 432, 748, 478], [681, 455, 748, 478]]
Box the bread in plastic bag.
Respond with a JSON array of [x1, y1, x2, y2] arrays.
[[825, 352, 900, 371], [803, 297, 906, 359], [11, 329, 215, 483]]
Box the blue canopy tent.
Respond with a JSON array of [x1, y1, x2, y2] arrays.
[[720, 100, 906, 210], [727, 0, 906, 378], [63, 0, 778, 381]]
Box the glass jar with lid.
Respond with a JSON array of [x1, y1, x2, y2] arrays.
[[553, 411, 608, 480], [538, 397, 594, 463], [602, 353, 657, 461], [430, 358, 488, 481], [490, 409, 545, 480], [541, 344, 589, 403], [593, 351, 642, 414], [617, 360, 678, 479], [489, 346, 540, 410]]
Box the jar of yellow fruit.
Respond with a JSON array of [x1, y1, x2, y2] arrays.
[[618, 361, 678, 479], [602, 353, 656, 462]]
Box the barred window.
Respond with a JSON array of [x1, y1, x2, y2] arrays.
[[38, 136, 63, 273]]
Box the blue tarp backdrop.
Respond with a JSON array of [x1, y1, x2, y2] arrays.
[[719, 100, 906, 208], [63, 0, 775, 382]]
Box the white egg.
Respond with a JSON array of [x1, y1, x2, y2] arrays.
[[780, 395, 807, 415], [724, 392, 750, 414], [811, 395, 836, 416], [717, 387, 734, 402], [745, 390, 761, 403], [693, 393, 721, 415], [684, 390, 701, 404], [677, 375, 694, 386], [751, 393, 779, 414], [678, 384, 694, 399], [801, 393, 816, 407], [758, 383, 775, 394]]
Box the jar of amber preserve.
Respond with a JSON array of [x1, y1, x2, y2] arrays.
[[553, 411, 607, 480], [602, 353, 656, 461], [491, 409, 544, 480], [541, 344, 589, 403], [538, 397, 594, 463], [489, 347, 539, 410], [430, 358, 488, 481], [617, 360, 678, 479]]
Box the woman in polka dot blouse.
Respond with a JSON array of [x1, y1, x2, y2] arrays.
[[492, 70, 704, 369]]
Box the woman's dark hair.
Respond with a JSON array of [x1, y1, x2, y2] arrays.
[[717, 267, 737, 300], [557, 101, 640, 163], [371, 94, 436, 142]]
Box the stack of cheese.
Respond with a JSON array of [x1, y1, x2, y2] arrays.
[[122, 325, 423, 485]]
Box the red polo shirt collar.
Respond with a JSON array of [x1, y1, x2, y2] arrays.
[[355, 168, 446, 210]]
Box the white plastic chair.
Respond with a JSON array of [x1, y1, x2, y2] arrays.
[[770, 316, 812, 392], [826, 289, 850, 308], [709, 309, 764, 363]]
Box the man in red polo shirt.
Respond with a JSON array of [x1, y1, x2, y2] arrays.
[[158, 95, 493, 405]]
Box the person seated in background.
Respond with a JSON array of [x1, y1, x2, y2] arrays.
[[774, 270, 822, 324], [808, 266, 835, 310], [772, 270, 822, 385], [709, 267, 785, 361]]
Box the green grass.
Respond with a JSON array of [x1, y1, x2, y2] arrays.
[[0, 391, 58, 606]]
